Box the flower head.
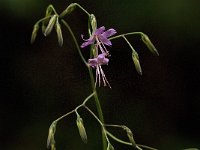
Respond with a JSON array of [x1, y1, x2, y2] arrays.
[[88, 53, 111, 88], [81, 26, 116, 54], [81, 26, 116, 88], [88, 53, 109, 67]]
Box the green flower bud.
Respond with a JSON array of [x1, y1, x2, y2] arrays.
[[44, 15, 57, 36], [45, 5, 53, 17], [122, 126, 137, 148], [60, 3, 77, 18], [141, 33, 159, 56], [132, 52, 142, 75], [42, 24, 46, 34], [47, 121, 57, 149], [76, 116, 87, 143], [30, 24, 39, 44], [90, 14, 97, 31], [55, 19, 63, 47]]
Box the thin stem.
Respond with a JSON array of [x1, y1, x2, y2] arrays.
[[88, 68, 107, 150], [54, 92, 95, 123], [35, 16, 52, 25], [87, 16, 107, 150], [122, 35, 138, 55], [61, 19, 88, 66], [74, 3, 91, 16], [136, 144, 158, 150], [47, 4, 58, 15], [61, 18, 106, 150], [104, 124, 124, 128], [109, 32, 144, 40], [106, 131, 158, 150], [84, 105, 103, 126], [84, 106, 110, 143]]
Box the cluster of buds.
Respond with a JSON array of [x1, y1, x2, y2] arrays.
[[31, 3, 77, 47]]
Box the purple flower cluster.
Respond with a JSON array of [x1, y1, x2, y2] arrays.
[[81, 26, 117, 87]]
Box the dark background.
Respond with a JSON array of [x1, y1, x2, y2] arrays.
[[1, 0, 200, 149]]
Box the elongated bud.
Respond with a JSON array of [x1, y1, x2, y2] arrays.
[[41, 5, 53, 34], [76, 116, 87, 143], [107, 143, 115, 150], [45, 5, 53, 17], [47, 121, 57, 149], [132, 52, 142, 75], [90, 14, 97, 31], [55, 19, 63, 47], [44, 15, 57, 36], [30, 24, 39, 44], [141, 33, 159, 56], [60, 3, 77, 18], [122, 126, 137, 148], [42, 24, 46, 34]]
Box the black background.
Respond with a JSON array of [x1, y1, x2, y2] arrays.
[[1, 0, 200, 149]]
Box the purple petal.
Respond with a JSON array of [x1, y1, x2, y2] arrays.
[[102, 29, 117, 38], [94, 26, 105, 35], [88, 58, 98, 67], [98, 35, 112, 46], [81, 38, 95, 48], [102, 58, 109, 65], [97, 53, 106, 61], [97, 53, 109, 65]]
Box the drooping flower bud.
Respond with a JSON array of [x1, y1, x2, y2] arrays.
[[60, 3, 77, 18], [122, 126, 137, 148], [30, 24, 39, 44], [132, 52, 142, 75], [44, 15, 57, 36], [141, 33, 159, 56], [90, 14, 97, 31], [76, 116, 87, 143], [55, 18, 63, 47], [47, 121, 57, 149], [45, 5, 53, 17]]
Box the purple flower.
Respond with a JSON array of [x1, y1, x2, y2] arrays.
[[88, 53, 111, 88], [81, 26, 116, 54], [88, 53, 109, 67]]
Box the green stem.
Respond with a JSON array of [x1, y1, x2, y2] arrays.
[[54, 92, 95, 123], [88, 66, 107, 150], [109, 31, 144, 40], [35, 16, 52, 25], [84, 106, 111, 144], [122, 35, 138, 55], [106, 131, 158, 150], [74, 3, 91, 16], [47, 4, 58, 15], [61, 19, 88, 66], [61, 19, 107, 150]]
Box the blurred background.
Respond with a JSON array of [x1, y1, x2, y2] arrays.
[[1, 0, 200, 149]]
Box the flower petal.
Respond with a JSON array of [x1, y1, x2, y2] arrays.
[[102, 29, 117, 38], [81, 37, 95, 48], [98, 35, 112, 46], [97, 53, 109, 65], [97, 53, 106, 61], [88, 58, 98, 67], [94, 26, 105, 35]]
